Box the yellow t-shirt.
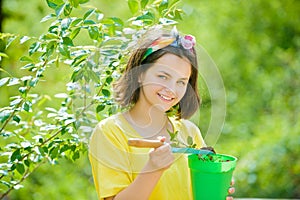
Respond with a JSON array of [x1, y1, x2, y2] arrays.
[[89, 113, 205, 200]]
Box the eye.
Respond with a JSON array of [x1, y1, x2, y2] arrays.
[[158, 75, 167, 80], [177, 80, 187, 86]]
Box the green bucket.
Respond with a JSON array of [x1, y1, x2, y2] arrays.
[[188, 154, 237, 200]]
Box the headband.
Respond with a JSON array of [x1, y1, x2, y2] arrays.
[[142, 27, 196, 61]]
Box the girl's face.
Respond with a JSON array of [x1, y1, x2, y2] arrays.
[[138, 53, 192, 112]]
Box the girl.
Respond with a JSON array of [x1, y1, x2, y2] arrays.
[[89, 27, 234, 200]]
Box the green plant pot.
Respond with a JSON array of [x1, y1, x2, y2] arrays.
[[188, 154, 237, 200]]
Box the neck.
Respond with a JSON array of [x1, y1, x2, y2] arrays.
[[128, 104, 168, 128]]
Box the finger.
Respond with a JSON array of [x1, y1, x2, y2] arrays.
[[155, 143, 172, 153], [226, 196, 233, 200], [157, 136, 166, 143], [230, 177, 235, 186], [228, 187, 235, 194]]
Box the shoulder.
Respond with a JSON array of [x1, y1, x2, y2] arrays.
[[95, 113, 123, 130], [91, 113, 126, 140], [90, 113, 129, 149], [170, 117, 200, 134]]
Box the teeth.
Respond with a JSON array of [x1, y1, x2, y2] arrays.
[[158, 93, 172, 101]]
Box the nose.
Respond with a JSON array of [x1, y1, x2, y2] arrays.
[[163, 81, 176, 96]]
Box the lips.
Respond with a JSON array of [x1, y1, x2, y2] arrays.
[[157, 93, 175, 102]]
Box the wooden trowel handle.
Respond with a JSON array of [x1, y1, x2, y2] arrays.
[[128, 138, 164, 148]]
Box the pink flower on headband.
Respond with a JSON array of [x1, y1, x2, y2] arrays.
[[180, 35, 196, 50]]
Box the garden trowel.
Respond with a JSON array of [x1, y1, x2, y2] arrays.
[[128, 138, 214, 155]]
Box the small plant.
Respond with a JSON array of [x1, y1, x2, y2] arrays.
[[167, 129, 218, 161], [197, 154, 231, 162], [167, 129, 197, 148]]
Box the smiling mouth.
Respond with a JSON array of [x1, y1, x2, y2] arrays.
[[158, 93, 175, 102]]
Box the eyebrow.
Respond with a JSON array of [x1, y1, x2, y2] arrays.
[[158, 71, 189, 80]]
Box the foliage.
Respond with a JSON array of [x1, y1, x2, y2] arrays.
[[0, 0, 184, 199]]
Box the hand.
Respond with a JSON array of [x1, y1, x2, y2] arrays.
[[145, 136, 174, 172], [226, 178, 235, 200]]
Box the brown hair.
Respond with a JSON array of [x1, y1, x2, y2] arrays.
[[113, 29, 200, 119]]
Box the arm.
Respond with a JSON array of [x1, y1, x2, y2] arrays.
[[105, 140, 174, 200]]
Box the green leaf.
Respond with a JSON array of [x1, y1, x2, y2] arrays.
[[0, 52, 8, 58], [136, 11, 155, 23], [159, 18, 177, 25], [70, 18, 83, 27], [41, 33, 59, 40], [11, 163, 16, 171], [29, 78, 39, 87], [16, 163, 25, 175], [46, 0, 64, 9], [21, 63, 35, 70], [128, 0, 139, 14], [62, 37, 74, 46], [7, 77, 20, 86], [64, 3, 72, 16], [40, 14, 56, 23], [60, 145, 69, 152], [18, 86, 27, 94], [106, 76, 113, 84], [29, 42, 41, 56], [55, 3, 66, 16], [83, 20, 96, 25], [141, 0, 149, 9], [87, 70, 100, 82], [54, 93, 68, 98], [11, 149, 22, 161], [50, 146, 59, 159], [0, 180, 11, 188], [0, 115, 10, 123], [110, 17, 124, 27], [58, 44, 71, 58], [20, 36, 31, 44], [71, 70, 83, 82], [70, 28, 81, 40], [83, 8, 95, 20], [69, 0, 79, 8], [10, 98, 22, 106], [0, 110, 12, 123], [88, 26, 99, 40], [6, 36, 17, 49], [159, 0, 168, 14], [71, 54, 87, 67], [12, 115, 21, 123], [96, 104, 105, 113], [0, 77, 9, 87], [38, 147, 45, 155], [101, 89, 110, 97], [20, 56, 33, 62], [174, 9, 183, 20], [79, 0, 89, 4], [45, 41, 57, 57], [169, 0, 180, 8], [187, 136, 193, 146], [22, 101, 32, 112], [24, 159, 30, 167], [61, 18, 72, 30], [72, 151, 80, 160]]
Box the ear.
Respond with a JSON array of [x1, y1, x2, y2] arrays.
[[138, 72, 144, 83]]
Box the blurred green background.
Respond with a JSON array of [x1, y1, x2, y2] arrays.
[[1, 0, 299, 199]]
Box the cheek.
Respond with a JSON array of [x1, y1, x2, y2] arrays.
[[178, 86, 188, 97], [142, 83, 162, 95]]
